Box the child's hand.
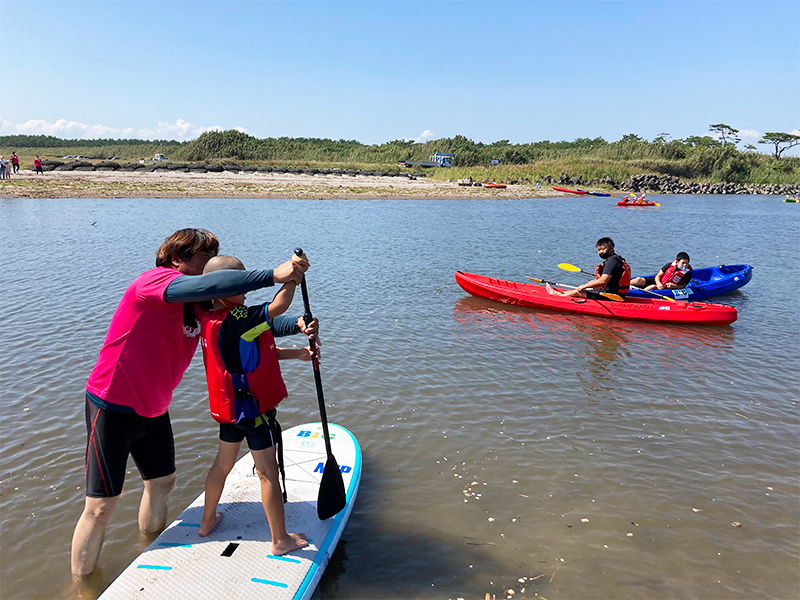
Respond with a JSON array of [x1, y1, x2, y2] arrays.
[[298, 316, 319, 341], [298, 346, 318, 362]]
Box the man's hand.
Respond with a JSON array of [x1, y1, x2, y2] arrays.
[[273, 253, 309, 285]]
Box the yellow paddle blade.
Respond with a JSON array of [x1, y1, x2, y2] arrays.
[[525, 276, 544, 283], [654, 202, 661, 207], [600, 292, 625, 302], [557, 263, 582, 272]]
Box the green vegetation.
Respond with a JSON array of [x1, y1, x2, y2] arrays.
[[2, 126, 798, 185]]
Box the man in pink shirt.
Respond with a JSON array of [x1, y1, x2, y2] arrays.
[[71, 228, 316, 579]]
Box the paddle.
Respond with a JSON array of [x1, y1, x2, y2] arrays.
[[294, 248, 346, 520], [525, 276, 624, 302], [557, 262, 676, 302]]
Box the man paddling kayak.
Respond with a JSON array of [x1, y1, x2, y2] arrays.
[[546, 237, 631, 300], [71, 229, 317, 580]]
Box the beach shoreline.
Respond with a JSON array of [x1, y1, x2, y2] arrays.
[[0, 169, 555, 200]]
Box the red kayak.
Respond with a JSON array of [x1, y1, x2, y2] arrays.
[[455, 271, 737, 325], [484, 182, 507, 188], [552, 186, 587, 195]]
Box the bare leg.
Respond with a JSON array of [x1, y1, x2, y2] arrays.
[[546, 283, 582, 298], [139, 472, 176, 533], [71, 495, 119, 578], [199, 441, 240, 536], [252, 447, 308, 555]]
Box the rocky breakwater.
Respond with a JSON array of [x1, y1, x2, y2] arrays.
[[620, 174, 800, 196]]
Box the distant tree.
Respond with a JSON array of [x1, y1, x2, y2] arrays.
[[620, 133, 644, 143], [709, 124, 741, 145], [682, 135, 720, 149], [758, 131, 800, 160], [653, 132, 671, 145], [744, 144, 756, 152]]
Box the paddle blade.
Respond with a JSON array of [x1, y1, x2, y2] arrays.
[[525, 276, 544, 283], [317, 455, 346, 520], [558, 263, 582, 272]]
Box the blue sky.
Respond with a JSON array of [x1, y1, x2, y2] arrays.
[[1, 0, 798, 154]]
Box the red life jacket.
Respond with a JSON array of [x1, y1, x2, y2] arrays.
[[596, 255, 632, 294], [200, 308, 287, 424], [661, 260, 692, 286]]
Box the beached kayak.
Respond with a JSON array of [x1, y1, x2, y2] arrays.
[[552, 186, 587, 195], [627, 264, 753, 301], [455, 271, 737, 325], [483, 182, 507, 188]]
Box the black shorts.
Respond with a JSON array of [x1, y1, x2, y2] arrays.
[[639, 276, 657, 287], [219, 413, 277, 451], [84, 397, 176, 498], [586, 289, 626, 302]]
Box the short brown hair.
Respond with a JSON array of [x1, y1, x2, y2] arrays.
[[155, 228, 219, 267]]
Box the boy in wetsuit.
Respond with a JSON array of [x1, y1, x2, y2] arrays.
[[197, 255, 314, 556], [547, 237, 631, 300], [630, 252, 692, 291]]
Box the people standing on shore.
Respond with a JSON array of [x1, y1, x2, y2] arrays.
[[34, 156, 43, 174], [0, 156, 7, 179], [70, 229, 317, 581], [10, 152, 20, 174]]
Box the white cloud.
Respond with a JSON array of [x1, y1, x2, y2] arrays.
[[738, 129, 760, 140], [0, 119, 248, 141], [792, 129, 800, 136], [397, 130, 435, 143]]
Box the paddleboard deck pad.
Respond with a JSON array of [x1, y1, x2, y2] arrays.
[[99, 422, 361, 600]]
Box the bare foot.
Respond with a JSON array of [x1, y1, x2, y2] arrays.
[[198, 512, 223, 537], [272, 532, 309, 556], [545, 283, 557, 295]]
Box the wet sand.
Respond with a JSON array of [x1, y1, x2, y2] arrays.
[[0, 169, 554, 200]]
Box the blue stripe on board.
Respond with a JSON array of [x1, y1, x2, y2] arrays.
[[159, 542, 192, 547], [137, 565, 172, 570], [252, 578, 289, 588], [178, 522, 200, 527], [294, 423, 361, 600], [267, 555, 302, 563]]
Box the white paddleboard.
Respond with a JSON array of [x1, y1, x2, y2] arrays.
[[99, 422, 361, 600]]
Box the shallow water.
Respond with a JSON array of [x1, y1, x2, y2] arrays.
[[1, 195, 798, 599]]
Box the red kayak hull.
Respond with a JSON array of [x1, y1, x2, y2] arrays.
[[618, 201, 658, 207], [455, 271, 737, 325]]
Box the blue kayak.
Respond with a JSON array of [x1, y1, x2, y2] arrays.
[[628, 264, 753, 301]]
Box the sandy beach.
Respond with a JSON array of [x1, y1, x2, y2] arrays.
[[0, 169, 555, 200]]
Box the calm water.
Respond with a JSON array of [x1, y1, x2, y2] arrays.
[[1, 195, 798, 600]]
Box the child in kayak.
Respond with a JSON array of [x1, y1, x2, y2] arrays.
[[197, 254, 315, 556], [630, 252, 693, 291], [547, 237, 631, 300]]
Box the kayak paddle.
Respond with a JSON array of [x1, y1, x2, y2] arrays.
[[525, 276, 624, 302], [294, 248, 346, 520], [558, 262, 676, 302]]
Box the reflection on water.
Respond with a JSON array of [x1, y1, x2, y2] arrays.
[[0, 195, 798, 600]]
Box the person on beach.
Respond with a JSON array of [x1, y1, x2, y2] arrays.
[[630, 252, 693, 291], [70, 229, 317, 579], [0, 156, 6, 179], [197, 255, 314, 555], [10, 152, 20, 174], [34, 156, 43, 174], [547, 237, 631, 300]]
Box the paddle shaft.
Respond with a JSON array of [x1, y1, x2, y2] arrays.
[[293, 249, 347, 520], [294, 251, 334, 458], [525, 276, 623, 302]]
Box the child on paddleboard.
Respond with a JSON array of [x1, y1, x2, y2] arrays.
[[197, 254, 316, 555]]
